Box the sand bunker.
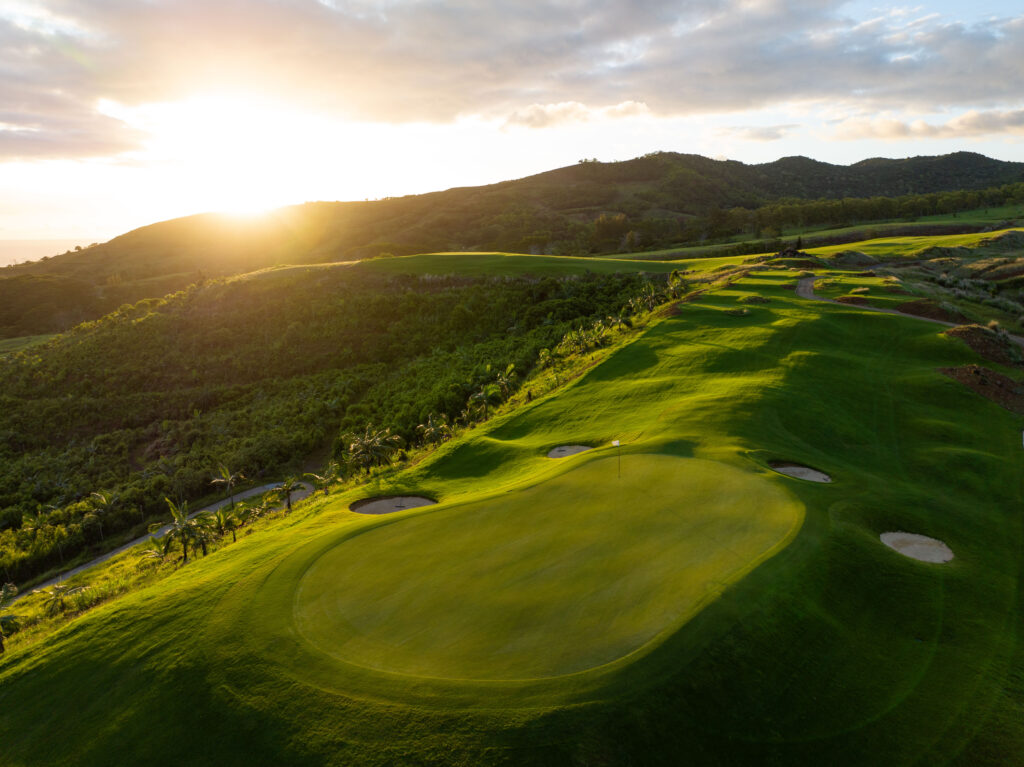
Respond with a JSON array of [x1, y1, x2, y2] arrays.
[[880, 532, 954, 563], [547, 445, 593, 458], [350, 496, 436, 515], [768, 461, 832, 483]]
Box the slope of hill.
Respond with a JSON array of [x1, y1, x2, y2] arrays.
[[2, 151, 1021, 338], [2, 242, 1022, 765], [0, 259, 672, 585]]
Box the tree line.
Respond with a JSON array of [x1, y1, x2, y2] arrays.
[[0, 268, 671, 585]]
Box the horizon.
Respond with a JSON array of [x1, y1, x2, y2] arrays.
[[3, 0, 1024, 244], [1, 147, 1019, 267]]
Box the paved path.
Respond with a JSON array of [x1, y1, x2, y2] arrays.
[[16, 481, 313, 599], [796, 276, 1024, 347]]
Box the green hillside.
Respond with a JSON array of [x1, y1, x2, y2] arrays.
[[0, 261, 671, 586], [2, 151, 1022, 339], [2, 233, 1023, 764]]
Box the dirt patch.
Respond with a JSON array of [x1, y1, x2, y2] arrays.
[[896, 299, 968, 324], [880, 532, 954, 563], [547, 445, 593, 458], [944, 325, 1023, 367], [940, 365, 1024, 414], [350, 496, 437, 515], [835, 295, 868, 305], [768, 461, 832, 483]]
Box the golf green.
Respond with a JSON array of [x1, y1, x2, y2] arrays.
[[293, 454, 803, 681]]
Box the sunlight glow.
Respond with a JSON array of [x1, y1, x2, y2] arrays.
[[99, 93, 351, 215]]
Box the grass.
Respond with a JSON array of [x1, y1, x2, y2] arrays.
[[355, 250, 684, 276], [809, 227, 1024, 259], [595, 206, 1024, 263], [0, 333, 56, 354], [2, 248, 1024, 765], [294, 455, 800, 681]]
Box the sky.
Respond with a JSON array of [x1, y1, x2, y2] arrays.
[[2, 0, 1023, 255]]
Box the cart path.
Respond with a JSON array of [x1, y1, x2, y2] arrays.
[[15, 481, 312, 599]]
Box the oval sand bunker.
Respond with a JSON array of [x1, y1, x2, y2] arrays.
[[547, 444, 593, 458], [349, 496, 436, 515], [880, 532, 954, 563], [768, 461, 832, 483]]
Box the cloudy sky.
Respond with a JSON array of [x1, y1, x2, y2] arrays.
[[2, 0, 1023, 250]]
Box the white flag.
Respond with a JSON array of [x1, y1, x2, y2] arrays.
[[612, 440, 620, 446]]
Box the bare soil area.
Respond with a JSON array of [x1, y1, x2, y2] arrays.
[[896, 299, 968, 324], [940, 365, 1024, 415], [944, 325, 1023, 367]]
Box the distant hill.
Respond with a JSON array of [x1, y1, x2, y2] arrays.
[[2, 151, 1022, 337]]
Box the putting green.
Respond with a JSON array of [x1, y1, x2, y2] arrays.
[[293, 454, 803, 681]]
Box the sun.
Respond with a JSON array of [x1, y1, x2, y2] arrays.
[[100, 92, 343, 216]]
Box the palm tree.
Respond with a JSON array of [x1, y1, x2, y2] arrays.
[[345, 425, 404, 474], [241, 500, 271, 526], [273, 477, 302, 514], [88, 491, 117, 541], [152, 497, 194, 565], [33, 583, 89, 617], [210, 508, 242, 543], [305, 460, 341, 496], [416, 413, 450, 446], [666, 269, 688, 299], [495, 363, 517, 399], [138, 534, 174, 565], [211, 465, 245, 510], [18, 511, 42, 548], [470, 383, 501, 420], [607, 313, 632, 331], [641, 282, 661, 311], [0, 582, 18, 654], [191, 512, 216, 557], [457, 405, 475, 427]]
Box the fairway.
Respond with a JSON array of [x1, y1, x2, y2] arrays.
[[294, 455, 802, 680]]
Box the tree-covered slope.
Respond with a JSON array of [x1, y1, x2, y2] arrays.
[[0, 260, 667, 585]]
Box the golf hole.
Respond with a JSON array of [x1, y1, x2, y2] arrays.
[[349, 496, 437, 515], [768, 461, 832, 483], [547, 445, 593, 458], [880, 532, 954, 563]]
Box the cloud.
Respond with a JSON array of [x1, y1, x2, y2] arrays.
[[2, 1, 1024, 159], [504, 100, 650, 129], [835, 108, 1024, 139], [723, 124, 798, 141]]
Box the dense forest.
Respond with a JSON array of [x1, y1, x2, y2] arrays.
[[0, 266, 662, 584], [2, 152, 1022, 339]]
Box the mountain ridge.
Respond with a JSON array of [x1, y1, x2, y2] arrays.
[[1, 150, 1021, 338]]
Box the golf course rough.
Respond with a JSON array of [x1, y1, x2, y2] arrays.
[[292, 454, 803, 682]]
